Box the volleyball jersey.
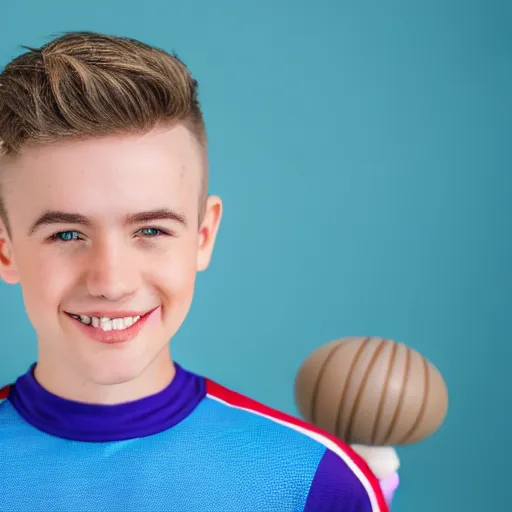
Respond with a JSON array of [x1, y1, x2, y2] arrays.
[[0, 363, 388, 511]]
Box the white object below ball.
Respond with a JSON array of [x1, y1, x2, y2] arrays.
[[350, 445, 400, 480]]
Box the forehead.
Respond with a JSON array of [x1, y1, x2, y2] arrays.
[[2, 126, 203, 224]]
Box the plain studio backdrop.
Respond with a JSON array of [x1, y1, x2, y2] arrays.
[[0, 2, 510, 511]]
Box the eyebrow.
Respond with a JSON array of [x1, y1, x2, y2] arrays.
[[27, 208, 188, 236]]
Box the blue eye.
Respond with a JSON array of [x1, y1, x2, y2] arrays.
[[138, 227, 165, 237], [52, 231, 83, 242]]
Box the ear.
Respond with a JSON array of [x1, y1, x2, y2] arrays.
[[197, 195, 223, 272], [0, 220, 19, 284]]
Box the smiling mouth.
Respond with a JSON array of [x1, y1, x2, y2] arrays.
[[65, 312, 147, 332]]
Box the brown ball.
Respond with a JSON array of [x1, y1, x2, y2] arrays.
[[294, 336, 448, 446]]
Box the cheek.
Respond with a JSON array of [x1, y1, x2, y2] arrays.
[[14, 244, 74, 312], [151, 242, 198, 301]]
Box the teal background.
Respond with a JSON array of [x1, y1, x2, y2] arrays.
[[0, 1, 510, 511]]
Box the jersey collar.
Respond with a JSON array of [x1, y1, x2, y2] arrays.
[[8, 362, 206, 442]]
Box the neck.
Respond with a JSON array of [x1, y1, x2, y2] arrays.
[[34, 346, 176, 405]]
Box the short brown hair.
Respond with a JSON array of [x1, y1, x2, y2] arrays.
[[0, 31, 208, 230]]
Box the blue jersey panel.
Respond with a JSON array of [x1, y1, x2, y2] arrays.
[[0, 397, 325, 512]]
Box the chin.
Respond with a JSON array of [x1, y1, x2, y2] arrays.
[[85, 358, 147, 387]]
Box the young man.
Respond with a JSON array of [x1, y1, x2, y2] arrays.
[[0, 32, 388, 511]]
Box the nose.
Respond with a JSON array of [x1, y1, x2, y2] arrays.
[[85, 238, 140, 302]]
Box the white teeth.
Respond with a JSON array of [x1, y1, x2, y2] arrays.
[[112, 318, 123, 330], [72, 313, 143, 331], [100, 317, 112, 331]]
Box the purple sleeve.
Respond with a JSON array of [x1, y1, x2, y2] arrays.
[[304, 449, 374, 512]]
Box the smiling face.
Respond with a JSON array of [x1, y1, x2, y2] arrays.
[[0, 125, 222, 403]]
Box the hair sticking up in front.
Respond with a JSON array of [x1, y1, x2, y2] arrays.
[[0, 31, 206, 152]]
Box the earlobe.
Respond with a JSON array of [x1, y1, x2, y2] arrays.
[[197, 195, 223, 272], [0, 222, 19, 284]]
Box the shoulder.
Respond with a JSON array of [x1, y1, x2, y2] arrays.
[[205, 379, 388, 512], [0, 385, 12, 419], [0, 385, 10, 402]]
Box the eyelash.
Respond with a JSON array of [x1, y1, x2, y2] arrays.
[[49, 227, 172, 243]]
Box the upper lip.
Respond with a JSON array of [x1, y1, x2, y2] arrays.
[[65, 307, 158, 318]]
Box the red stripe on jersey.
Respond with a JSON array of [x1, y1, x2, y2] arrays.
[[0, 385, 11, 400], [205, 379, 389, 512]]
